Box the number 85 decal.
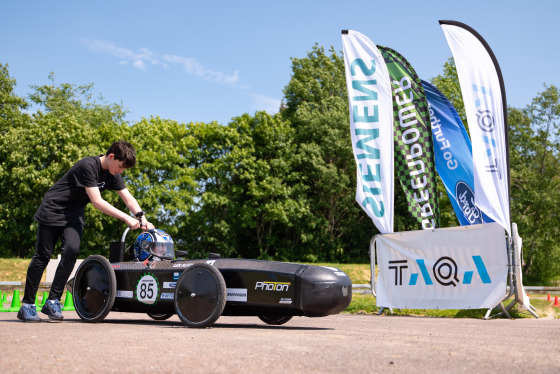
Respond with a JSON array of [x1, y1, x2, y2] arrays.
[[135, 273, 159, 305]]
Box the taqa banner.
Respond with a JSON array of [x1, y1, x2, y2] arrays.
[[422, 80, 494, 226], [379, 46, 439, 230], [440, 20, 510, 234], [342, 30, 394, 234], [375, 222, 507, 309]]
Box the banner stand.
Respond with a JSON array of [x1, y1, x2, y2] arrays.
[[485, 223, 538, 319], [369, 223, 538, 319], [369, 236, 392, 315], [484, 233, 515, 319]]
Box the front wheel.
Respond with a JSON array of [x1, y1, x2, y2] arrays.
[[174, 263, 226, 328], [73, 255, 116, 323]]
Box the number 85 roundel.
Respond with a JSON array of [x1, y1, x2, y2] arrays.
[[135, 273, 159, 305]]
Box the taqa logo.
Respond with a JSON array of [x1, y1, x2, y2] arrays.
[[388, 255, 492, 287], [455, 181, 483, 224], [255, 281, 290, 292]]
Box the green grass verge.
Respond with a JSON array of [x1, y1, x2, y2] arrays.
[[346, 293, 560, 319], [0, 258, 45, 282]]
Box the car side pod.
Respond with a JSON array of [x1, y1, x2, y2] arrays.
[[298, 266, 352, 316]]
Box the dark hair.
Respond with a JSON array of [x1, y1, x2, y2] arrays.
[[106, 141, 136, 168]]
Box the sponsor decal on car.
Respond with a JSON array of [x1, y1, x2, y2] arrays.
[[116, 290, 133, 298], [172, 263, 193, 268], [163, 282, 177, 289], [160, 292, 174, 300], [279, 298, 292, 304], [226, 288, 248, 302], [255, 281, 290, 292], [322, 266, 348, 277], [173, 272, 180, 281]]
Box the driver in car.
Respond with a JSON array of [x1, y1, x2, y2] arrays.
[[17, 141, 155, 322]]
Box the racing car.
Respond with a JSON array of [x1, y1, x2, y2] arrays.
[[69, 225, 352, 328]]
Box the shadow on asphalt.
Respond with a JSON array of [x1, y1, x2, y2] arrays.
[[210, 322, 332, 331], [8, 316, 333, 330]]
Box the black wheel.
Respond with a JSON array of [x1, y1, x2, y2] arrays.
[[258, 315, 293, 326], [73, 255, 116, 323], [147, 312, 174, 321], [174, 263, 226, 328]]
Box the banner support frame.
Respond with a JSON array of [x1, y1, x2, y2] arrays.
[[369, 235, 393, 315], [485, 223, 538, 319]]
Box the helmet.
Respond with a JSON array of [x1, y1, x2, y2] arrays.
[[133, 229, 174, 261]]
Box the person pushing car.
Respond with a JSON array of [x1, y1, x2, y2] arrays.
[[18, 141, 155, 322]]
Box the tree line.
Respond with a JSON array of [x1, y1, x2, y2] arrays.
[[1, 45, 559, 284]]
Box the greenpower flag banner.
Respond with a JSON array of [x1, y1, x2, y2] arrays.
[[379, 46, 439, 229]]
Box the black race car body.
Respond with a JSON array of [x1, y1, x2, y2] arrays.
[[110, 258, 352, 317], [71, 248, 352, 328]]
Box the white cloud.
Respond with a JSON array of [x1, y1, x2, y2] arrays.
[[132, 60, 145, 70], [80, 39, 159, 67], [163, 54, 239, 84], [249, 93, 281, 114], [80, 39, 238, 85]]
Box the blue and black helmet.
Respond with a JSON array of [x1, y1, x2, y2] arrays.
[[133, 229, 174, 261]]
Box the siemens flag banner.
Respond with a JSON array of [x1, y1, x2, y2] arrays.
[[342, 30, 394, 234], [375, 223, 508, 309], [440, 21, 511, 234], [422, 80, 493, 226]]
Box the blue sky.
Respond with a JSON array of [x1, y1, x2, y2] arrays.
[[2, 1, 558, 125]]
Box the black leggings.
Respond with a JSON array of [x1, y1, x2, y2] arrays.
[[22, 221, 83, 304]]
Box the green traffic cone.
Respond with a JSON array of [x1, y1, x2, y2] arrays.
[[62, 290, 75, 311], [40, 291, 49, 307], [0, 292, 8, 312], [9, 290, 22, 312]]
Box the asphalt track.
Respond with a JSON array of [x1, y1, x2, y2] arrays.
[[1, 311, 558, 374]]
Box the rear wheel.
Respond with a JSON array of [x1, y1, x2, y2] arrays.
[[73, 255, 116, 322], [174, 263, 226, 328], [147, 312, 173, 321], [258, 315, 293, 326]]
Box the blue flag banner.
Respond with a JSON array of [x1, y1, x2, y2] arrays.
[[422, 80, 493, 226]]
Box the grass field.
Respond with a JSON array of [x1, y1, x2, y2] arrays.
[[1, 258, 558, 318], [346, 293, 560, 319], [0, 258, 46, 282]]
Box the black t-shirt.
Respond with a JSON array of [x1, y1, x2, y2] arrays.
[[34, 156, 126, 226]]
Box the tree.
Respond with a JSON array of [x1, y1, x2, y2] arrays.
[[0, 72, 127, 257], [180, 112, 310, 261], [509, 85, 560, 284], [0, 63, 29, 134], [28, 73, 128, 128]]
